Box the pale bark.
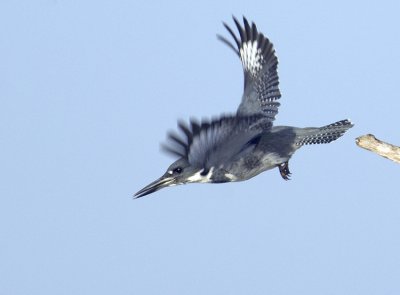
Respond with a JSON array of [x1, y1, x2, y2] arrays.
[[355, 134, 400, 164]]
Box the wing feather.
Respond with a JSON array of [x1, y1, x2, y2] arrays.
[[162, 115, 271, 168], [218, 16, 282, 121]]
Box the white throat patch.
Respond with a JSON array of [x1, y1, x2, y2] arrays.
[[187, 167, 214, 183]]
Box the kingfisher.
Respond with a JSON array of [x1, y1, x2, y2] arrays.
[[134, 16, 353, 198]]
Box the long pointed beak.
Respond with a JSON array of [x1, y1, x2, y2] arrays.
[[134, 175, 175, 199]]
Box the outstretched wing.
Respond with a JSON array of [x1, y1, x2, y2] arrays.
[[162, 115, 271, 169], [218, 16, 281, 121]]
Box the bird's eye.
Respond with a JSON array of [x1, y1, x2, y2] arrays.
[[174, 167, 183, 174]]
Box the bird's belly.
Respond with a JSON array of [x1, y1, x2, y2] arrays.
[[226, 152, 289, 181]]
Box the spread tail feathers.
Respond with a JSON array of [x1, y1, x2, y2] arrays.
[[295, 119, 354, 146]]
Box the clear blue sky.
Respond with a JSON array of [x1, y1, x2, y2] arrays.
[[1, 1, 400, 294]]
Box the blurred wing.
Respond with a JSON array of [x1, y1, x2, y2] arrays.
[[162, 115, 271, 169], [218, 16, 281, 121]]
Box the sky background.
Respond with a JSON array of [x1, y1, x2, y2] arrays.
[[1, 0, 400, 294]]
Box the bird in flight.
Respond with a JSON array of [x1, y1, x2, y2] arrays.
[[135, 16, 353, 198]]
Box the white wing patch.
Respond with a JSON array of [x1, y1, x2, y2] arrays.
[[240, 40, 264, 76]]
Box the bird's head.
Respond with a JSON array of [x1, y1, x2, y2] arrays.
[[134, 158, 211, 198]]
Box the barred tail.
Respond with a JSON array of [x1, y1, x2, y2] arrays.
[[295, 119, 354, 146]]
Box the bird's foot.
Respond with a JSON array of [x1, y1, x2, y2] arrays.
[[278, 161, 291, 180]]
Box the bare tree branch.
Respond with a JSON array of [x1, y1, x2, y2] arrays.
[[355, 134, 400, 164]]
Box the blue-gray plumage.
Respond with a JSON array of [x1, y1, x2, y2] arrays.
[[134, 16, 353, 198]]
